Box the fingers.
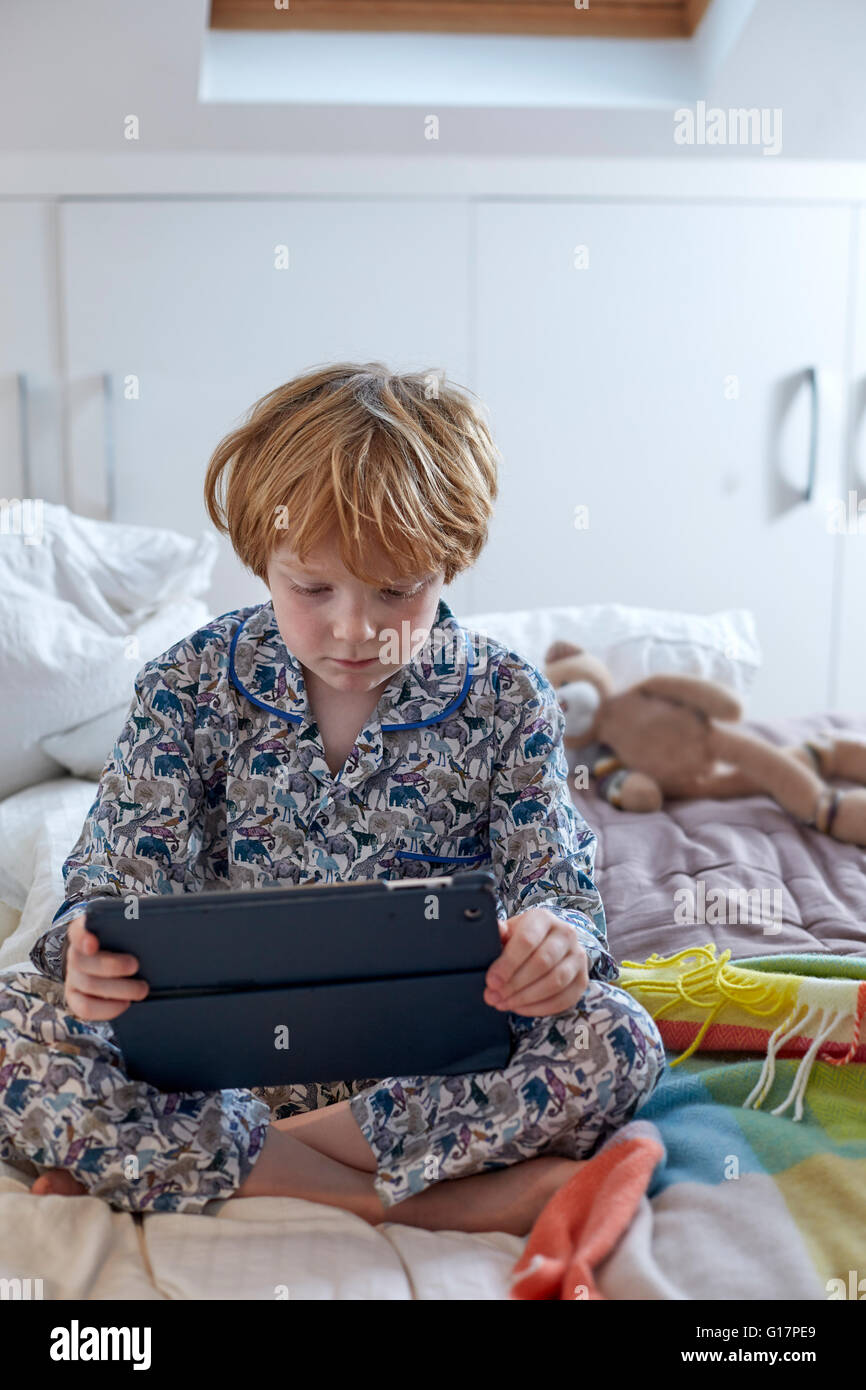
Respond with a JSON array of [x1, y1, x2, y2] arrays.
[[64, 911, 147, 1020], [67, 915, 98, 956], [64, 970, 148, 1022], [484, 911, 589, 1014], [63, 988, 134, 1023], [66, 969, 149, 1003], [485, 908, 551, 991], [490, 931, 572, 1001], [69, 946, 141, 979], [69, 917, 138, 972], [491, 957, 584, 1012], [67, 913, 141, 978]]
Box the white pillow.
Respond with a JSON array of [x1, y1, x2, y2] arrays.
[[460, 604, 761, 700], [0, 501, 218, 799], [40, 703, 131, 781], [0, 777, 99, 974]]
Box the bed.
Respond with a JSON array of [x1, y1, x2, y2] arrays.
[[2, 510, 864, 1299], [1, 708, 864, 1301]]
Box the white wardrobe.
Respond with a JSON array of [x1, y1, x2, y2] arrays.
[[1, 194, 864, 718]]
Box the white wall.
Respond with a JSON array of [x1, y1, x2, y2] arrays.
[[1, 0, 865, 722], [1, 0, 866, 171]]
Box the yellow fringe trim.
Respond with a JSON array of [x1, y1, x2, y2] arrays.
[[618, 943, 800, 1067], [617, 943, 857, 1121]]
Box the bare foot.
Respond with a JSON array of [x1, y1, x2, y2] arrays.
[[30, 1169, 87, 1197]]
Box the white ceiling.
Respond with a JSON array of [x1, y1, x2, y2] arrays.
[[0, 0, 864, 160]]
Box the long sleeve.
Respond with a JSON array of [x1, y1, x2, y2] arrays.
[[488, 655, 618, 985], [29, 663, 205, 982]]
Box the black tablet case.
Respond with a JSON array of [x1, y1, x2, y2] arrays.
[[86, 870, 513, 1091]]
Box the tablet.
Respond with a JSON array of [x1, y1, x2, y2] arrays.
[[86, 869, 513, 1091]]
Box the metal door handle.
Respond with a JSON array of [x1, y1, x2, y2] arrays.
[[854, 375, 866, 490], [804, 365, 818, 502], [16, 372, 31, 496], [102, 371, 116, 521]]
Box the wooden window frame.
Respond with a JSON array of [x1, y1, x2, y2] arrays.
[[209, 1, 714, 41]]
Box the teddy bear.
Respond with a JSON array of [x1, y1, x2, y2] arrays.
[[543, 639, 866, 847]]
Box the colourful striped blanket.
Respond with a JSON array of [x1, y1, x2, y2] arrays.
[[511, 947, 866, 1301]]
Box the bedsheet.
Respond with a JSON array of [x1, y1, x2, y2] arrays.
[[0, 711, 864, 1299], [574, 711, 866, 964]]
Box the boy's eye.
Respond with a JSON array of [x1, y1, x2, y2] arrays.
[[382, 576, 432, 598], [287, 581, 425, 600]]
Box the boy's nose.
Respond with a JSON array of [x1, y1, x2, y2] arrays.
[[331, 607, 379, 647]]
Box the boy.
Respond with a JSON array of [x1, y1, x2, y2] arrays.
[[0, 362, 665, 1235]]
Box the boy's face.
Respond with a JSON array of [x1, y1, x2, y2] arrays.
[[265, 531, 446, 696]]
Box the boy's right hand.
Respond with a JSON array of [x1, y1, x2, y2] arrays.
[[63, 912, 150, 1022]]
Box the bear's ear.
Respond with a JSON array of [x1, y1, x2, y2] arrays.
[[545, 639, 584, 664]]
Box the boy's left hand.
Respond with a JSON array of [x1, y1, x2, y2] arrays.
[[484, 908, 589, 1017]]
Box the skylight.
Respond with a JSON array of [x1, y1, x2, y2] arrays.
[[199, 0, 756, 110]]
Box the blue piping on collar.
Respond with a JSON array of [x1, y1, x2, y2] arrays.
[[228, 603, 474, 730]]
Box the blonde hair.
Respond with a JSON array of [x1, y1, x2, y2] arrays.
[[204, 361, 501, 587]]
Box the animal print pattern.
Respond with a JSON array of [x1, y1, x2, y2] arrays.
[[0, 971, 269, 1213], [0, 968, 665, 1212], [29, 596, 618, 1017], [348, 975, 666, 1206], [1, 595, 665, 1211]]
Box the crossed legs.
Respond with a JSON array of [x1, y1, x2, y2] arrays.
[[33, 1098, 581, 1236]]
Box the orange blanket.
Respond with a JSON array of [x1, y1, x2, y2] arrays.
[[509, 1119, 664, 1301]]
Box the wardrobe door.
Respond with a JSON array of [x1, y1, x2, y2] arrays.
[[835, 206, 866, 716], [0, 201, 63, 505], [60, 199, 473, 616], [474, 201, 851, 718]]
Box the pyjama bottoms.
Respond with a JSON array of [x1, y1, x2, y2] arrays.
[[0, 969, 666, 1214]]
